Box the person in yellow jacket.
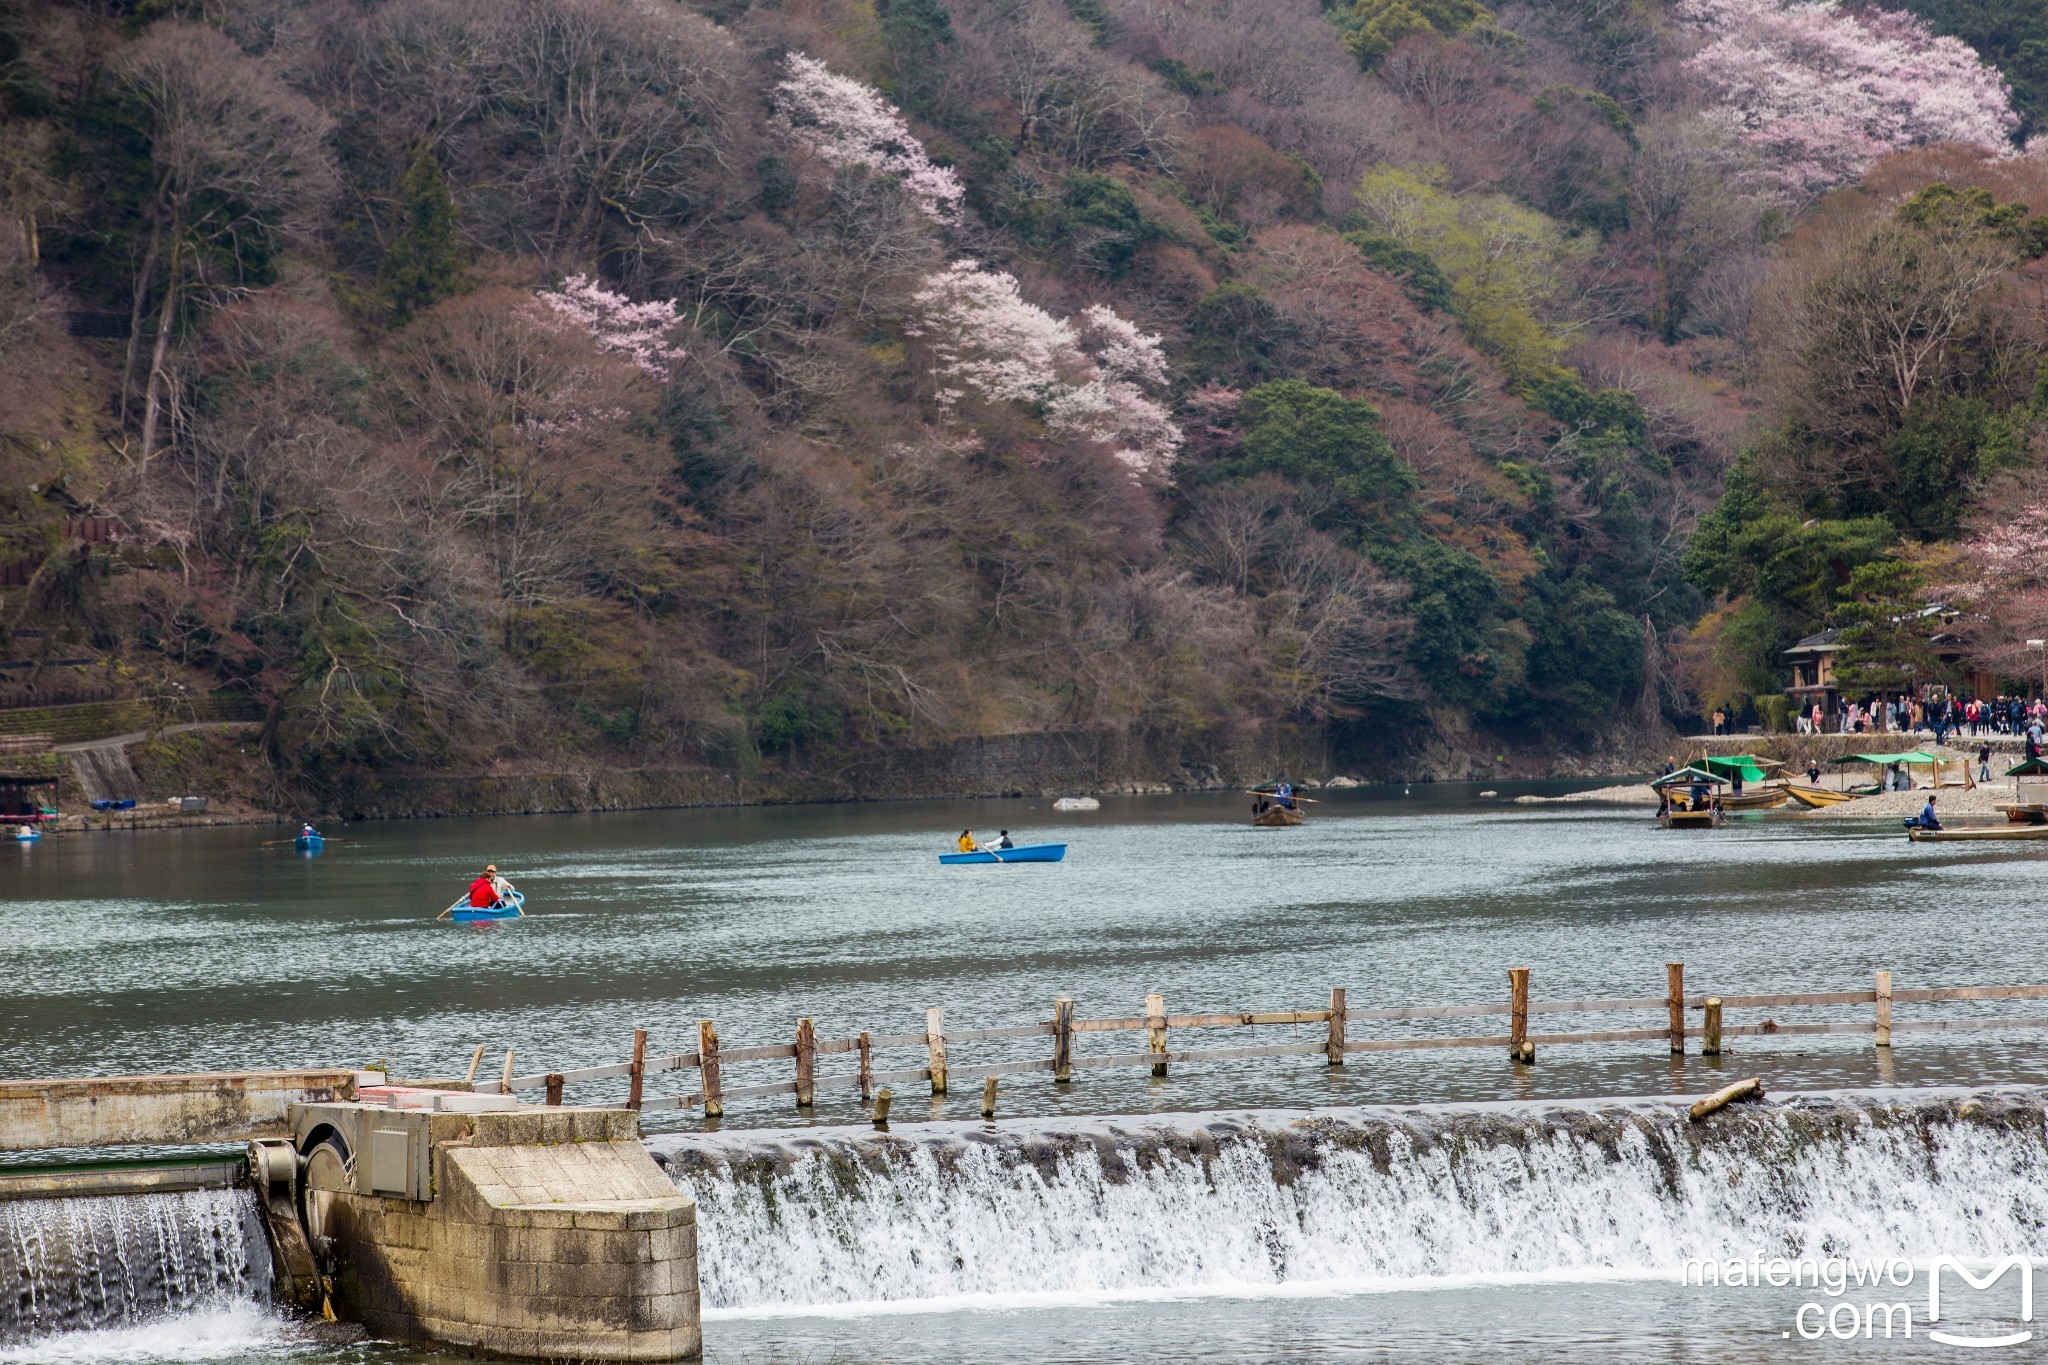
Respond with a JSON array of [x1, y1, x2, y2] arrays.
[[957, 829, 977, 852]]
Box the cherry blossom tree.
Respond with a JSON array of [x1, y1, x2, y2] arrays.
[[772, 52, 964, 224], [907, 262, 1181, 477], [1676, 0, 2018, 196], [532, 274, 688, 378], [1945, 488, 2048, 681]]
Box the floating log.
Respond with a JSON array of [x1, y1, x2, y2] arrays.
[[1689, 1076, 1764, 1121]]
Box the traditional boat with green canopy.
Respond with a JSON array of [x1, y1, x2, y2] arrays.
[[1246, 780, 1313, 827], [1693, 754, 1789, 809], [1838, 750, 1975, 796], [1650, 765, 1727, 828]]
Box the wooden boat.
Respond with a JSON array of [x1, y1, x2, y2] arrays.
[[1246, 782, 1313, 827], [1718, 785, 1789, 810], [1660, 805, 1725, 828], [1784, 783, 1857, 808], [939, 842, 1067, 864], [1252, 804, 1305, 827], [1907, 825, 2048, 842], [1651, 764, 1728, 828], [1996, 804, 2048, 825], [444, 889, 526, 923]]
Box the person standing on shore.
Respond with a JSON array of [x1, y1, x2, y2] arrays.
[[1979, 742, 1993, 784]]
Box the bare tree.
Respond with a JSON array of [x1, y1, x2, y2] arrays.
[[113, 23, 334, 466]]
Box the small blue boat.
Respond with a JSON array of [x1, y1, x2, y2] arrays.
[[445, 889, 526, 923], [13, 827, 41, 844], [939, 843, 1066, 865], [295, 833, 324, 852]]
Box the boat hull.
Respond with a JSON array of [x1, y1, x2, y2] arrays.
[[1908, 826, 2048, 842], [445, 889, 526, 921], [295, 835, 324, 851], [939, 843, 1067, 864], [1252, 806, 1305, 827], [1660, 808, 1724, 828], [1719, 785, 1789, 810], [1784, 784, 1856, 808]]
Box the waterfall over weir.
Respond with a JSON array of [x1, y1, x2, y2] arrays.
[[652, 1086, 2048, 1316], [0, 1189, 269, 1342]]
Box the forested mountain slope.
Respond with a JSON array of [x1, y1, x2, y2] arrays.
[[0, 0, 2038, 794]]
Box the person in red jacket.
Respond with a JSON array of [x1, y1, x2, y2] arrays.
[[468, 867, 500, 908]]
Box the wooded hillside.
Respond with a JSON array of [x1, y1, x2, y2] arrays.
[[0, 0, 2037, 788]]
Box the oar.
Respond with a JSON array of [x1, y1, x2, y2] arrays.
[[1240, 791, 1319, 804]]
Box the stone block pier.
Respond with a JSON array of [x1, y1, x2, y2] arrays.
[[0, 1073, 703, 1362]]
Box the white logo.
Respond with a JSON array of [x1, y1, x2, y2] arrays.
[[1928, 1256, 2034, 1348]]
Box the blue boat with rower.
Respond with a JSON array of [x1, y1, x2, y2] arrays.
[[295, 823, 324, 852], [939, 828, 1066, 864], [441, 863, 526, 923]]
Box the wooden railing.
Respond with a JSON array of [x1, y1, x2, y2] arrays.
[[476, 965, 2048, 1119]]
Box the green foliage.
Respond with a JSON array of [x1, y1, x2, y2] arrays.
[[1755, 693, 1793, 732], [1896, 182, 2048, 256], [1230, 380, 1417, 521], [1149, 57, 1223, 97], [1369, 539, 1510, 708], [1187, 281, 1286, 382], [1335, 0, 1494, 67], [1519, 575, 1642, 723], [1353, 165, 1585, 386], [380, 147, 464, 324], [1058, 172, 1146, 276], [751, 686, 842, 755], [1831, 557, 1944, 696], [1062, 0, 1110, 40], [1892, 0, 2048, 133], [1342, 230, 1453, 311], [878, 0, 957, 115], [1683, 454, 1895, 620]]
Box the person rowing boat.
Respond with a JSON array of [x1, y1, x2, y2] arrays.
[[467, 863, 517, 909]]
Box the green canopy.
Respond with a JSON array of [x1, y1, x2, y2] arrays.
[[1700, 755, 1779, 783], [1850, 751, 1940, 766], [2004, 757, 2048, 777], [1651, 766, 1726, 788]]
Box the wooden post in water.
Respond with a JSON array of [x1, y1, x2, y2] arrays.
[[697, 1020, 724, 1119], [926, 1008, 948, 1096], [872, 1087, 893, 1129], [627, 1028, 647, 1112], [1666, 962, 1685, 1055], [1053, 998, 1074, 1083], [545, 1072, 564, 1106], [464, 1046, 485, 1086], [1702, 999, 1722, 1056], [1146, 993, 1167, 1077], [499, 1049, 515, 1096], [1327, 987, 1346, 1067], [857, 1030, 873, 1103], [981, 1075, 998, 1118], [794, 1018, 816, 1108], [1508, 968, 1531, 1064], [1874, 970, 1892, 1048]]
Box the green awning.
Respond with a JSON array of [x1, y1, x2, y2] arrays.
[[1700, 755, 1779, 782], [1850, 751, 1940, 765], [2004, 757, 2048, 777]]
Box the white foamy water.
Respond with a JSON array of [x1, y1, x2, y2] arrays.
[[0, 1190, 269, 1344], [0, 1304, 298, 1364], [661, 1090, 2048, 1315]]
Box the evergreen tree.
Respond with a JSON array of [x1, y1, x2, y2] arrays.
[[381, 146, 463, 324]]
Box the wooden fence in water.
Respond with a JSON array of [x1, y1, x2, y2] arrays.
[[470, 965, 2048, 1119]]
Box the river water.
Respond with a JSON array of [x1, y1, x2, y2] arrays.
[[6, 783, 2048, 1361]]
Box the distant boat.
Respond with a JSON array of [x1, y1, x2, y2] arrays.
[[939, 843, 1066, 864], [1906, 826, 2048, 843], [295, 832, 324, 852], [1252, 804, 1305, 827], [443, 889, 526, 922], [13, 826, 40, 843], [1246, 782, 1312, 827], [1784, 783, 1857, 808]]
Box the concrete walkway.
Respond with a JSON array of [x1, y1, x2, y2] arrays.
[[51, 719, 259, 753]]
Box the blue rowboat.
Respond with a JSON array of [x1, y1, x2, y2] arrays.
[[295, 834, 324, 852], [13, 827, 41, 844], [445, 889, 526, 923], [938, 843, 1066, 865]]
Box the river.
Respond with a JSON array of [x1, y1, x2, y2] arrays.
[[5, 783, 2048, 1361]]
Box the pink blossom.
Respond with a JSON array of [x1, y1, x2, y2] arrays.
[[532, 275, 688, 379], [1677, 0, 2017, 196], [1941, 499, 2048, 676], [773, 53, 964, 225], [911, 262, 1181, 478]]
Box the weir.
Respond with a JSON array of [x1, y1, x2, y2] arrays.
[[653, 1085, 2048, 1314]]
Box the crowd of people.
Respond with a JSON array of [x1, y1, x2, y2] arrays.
[[1795, 694, 2048, 743]]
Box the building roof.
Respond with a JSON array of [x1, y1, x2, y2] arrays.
[[1784, 628, 1842, 656]]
